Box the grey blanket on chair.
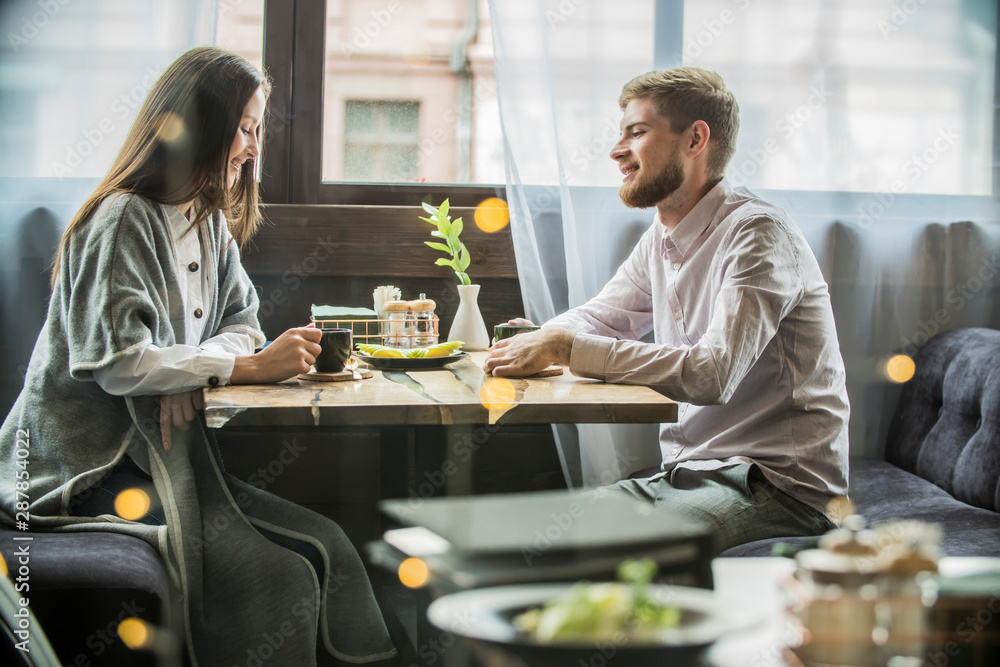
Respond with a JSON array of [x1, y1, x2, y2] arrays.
[[0, 194, 394, 665]]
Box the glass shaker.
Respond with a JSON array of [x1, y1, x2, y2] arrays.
[[785, 515, 881, 666], [383, 300, 411, 349], [872, 541, 940, 666], [410, 294, 437, 348]]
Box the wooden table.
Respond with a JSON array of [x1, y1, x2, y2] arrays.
[[203, 351, 677, 429], [204, 353, 678, 665], [204, 351, 676, 499]]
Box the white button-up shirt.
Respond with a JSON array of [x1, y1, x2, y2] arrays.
[[92, 204, 255, 395], [547, 180, 849, 513]]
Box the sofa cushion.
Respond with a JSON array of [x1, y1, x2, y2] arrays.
[[885, 327, 1000, 513], [0, 528, 168, 665], [0, 529, 168, 600], [720, 458, 1000, 557]]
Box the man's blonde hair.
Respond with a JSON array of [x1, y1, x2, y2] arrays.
[[619, 67, 739, 181]]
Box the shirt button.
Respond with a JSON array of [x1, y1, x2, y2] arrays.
[[207, 376, 219, 387], [188, 261, 199, 272], [674, 311, 682, 320], [672, 262, 681, 270], [671, 447, 681, 456], [194, 308, 203, 319]]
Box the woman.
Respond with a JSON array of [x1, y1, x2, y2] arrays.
[[0, 47, 397, 666]]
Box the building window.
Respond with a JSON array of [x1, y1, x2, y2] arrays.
[[342, 100, 420, 182], [323, 0, 502, 187]]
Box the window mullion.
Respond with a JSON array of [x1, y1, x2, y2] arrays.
[[289, 0, 327, 204], [261, 0, 296, 204]]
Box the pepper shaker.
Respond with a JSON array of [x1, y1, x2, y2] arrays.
[[410, 294, 437, 348]]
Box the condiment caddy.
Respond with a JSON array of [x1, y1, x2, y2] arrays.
[[311, 287, 439, 350]]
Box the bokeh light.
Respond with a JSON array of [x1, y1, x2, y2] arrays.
[[479, 377, 517, 410], [118, 618, 152, 650], [884, 354, 916, 383], [826, 496, 856, 523], [155, 112, 185, 143], [114, 488, 151, 521], [398, 557, 429, 589], [474, 197, 510, 233]]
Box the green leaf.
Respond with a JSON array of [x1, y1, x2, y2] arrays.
[[419, 197, 469, 286]]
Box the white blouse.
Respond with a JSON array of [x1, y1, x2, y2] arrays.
[[92, 204, 255, 395]]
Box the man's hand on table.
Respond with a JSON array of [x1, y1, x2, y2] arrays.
[[484, 321, 576, 377], [230, 326, 322, 385]]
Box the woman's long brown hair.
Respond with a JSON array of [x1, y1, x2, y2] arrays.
[[51, 46, 271, 287]]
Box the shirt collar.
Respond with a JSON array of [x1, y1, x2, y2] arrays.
[[161, 203, 197, 242], [661, 179, 732, 258]]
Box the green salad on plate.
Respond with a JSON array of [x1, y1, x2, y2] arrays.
[[513, 559, 681, 644]]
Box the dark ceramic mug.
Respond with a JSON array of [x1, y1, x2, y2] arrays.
[[315, 328, 353, 373]]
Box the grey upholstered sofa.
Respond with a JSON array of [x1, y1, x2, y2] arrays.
[[0, 528, 166, 666], [723, 327, 1000, 557]]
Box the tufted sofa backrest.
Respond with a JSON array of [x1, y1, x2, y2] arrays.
[[885, 327, 1000, 513]]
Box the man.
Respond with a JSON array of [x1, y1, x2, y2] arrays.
[[484, 67, 849, 552]]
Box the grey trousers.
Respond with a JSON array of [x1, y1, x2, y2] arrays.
[[612, 463, 835, 553]]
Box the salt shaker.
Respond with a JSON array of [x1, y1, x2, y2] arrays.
[[871, 525, 940, 666], [383, 300, 411, 349], [786, 515, 881, 666], [410, 294, 437, 348]]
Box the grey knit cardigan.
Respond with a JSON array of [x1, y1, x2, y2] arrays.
[[0, 194, 394, 665]]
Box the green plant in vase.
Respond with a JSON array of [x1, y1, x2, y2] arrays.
[[421, 199, 471, 286], [419, 199, 490, 349]]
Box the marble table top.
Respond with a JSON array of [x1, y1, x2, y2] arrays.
[[203, 351, 677, 429]]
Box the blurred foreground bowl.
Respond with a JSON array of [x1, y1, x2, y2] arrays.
[[427, 583, 760, 667]]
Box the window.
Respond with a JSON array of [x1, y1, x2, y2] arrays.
[[324, 0, 502, 186], [680, 0, 997, 196], [0, 0, 216, 179], [216, 0, 503, 204], [342, 100, 420, 182], [215, 0, 998, 202], [215, 0, 264, 72]]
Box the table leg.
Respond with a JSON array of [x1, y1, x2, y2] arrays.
[[443, 426, 475, 496], [379, 426, 411, 500], [411, 426, 448, 501]]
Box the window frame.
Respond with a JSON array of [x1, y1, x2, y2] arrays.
[[261, 0, 505, 206]]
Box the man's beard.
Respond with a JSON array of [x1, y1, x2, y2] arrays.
[[619, 153, 684, 209]]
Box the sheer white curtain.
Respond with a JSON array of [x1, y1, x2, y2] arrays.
[[489, 0, 1000, 486], [488, 0, 665, 486]]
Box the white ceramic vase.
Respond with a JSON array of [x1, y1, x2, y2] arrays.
[[448, 284, 490, 351]]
